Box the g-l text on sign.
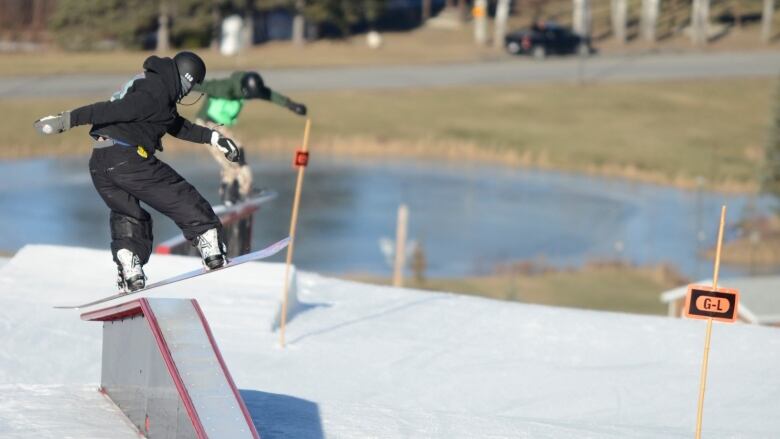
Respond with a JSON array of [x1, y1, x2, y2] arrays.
[[684, 285, 740, 324]]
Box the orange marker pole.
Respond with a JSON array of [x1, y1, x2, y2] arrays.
[[695, 205, 726, 439], [280, 118, 311, 348]]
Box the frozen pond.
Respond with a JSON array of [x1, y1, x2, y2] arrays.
[[0, 153, 775, 279]]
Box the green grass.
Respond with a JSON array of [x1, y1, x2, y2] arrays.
[[6, 78, 773, 191], [348, 264, 682, 316]]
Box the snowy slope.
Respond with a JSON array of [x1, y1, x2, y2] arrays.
[[0, 385, 138, 439], [1, 245, 779, 438]]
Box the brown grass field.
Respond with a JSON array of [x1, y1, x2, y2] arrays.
[[5, 77, 774, 192], [347, 261, 685, 316]]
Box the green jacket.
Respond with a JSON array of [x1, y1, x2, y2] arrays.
[[194, 72, 246, 126]]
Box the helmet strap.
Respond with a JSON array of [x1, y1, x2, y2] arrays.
[[178, 91, 205, 106]]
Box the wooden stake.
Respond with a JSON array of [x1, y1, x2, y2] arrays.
[[392, 204, 409, 287], [711, 205, 726, 290], [695, 205, 726, 439], [280, 118, 311, 348]]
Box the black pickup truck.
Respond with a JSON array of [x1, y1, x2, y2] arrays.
[[504, 23, 593, 59]]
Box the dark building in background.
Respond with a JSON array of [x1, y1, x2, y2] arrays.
[[252, 0, 448, 43]]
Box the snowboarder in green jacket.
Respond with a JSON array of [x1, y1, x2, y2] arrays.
[[193, 71, 307, 205]]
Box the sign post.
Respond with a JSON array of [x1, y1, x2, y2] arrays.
[[686, 205, 740, 439]]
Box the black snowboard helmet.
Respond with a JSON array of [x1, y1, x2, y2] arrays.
[[173, 51, 206, 99], [241, 71, 267, 99]]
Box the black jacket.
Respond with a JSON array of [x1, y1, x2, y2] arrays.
[[70, 56, 212, 153]]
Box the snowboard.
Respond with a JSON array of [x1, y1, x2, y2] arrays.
[[54, 236, 290, 310]]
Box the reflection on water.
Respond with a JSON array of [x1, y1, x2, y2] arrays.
[[0, 152, 776, 279]]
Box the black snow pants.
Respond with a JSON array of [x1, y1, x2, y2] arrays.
[[89, 144, 222, 265]]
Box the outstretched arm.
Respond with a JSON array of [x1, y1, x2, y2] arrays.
[[267, 89, 307, 116], [70, 91, 158, 126], [167, 115, 213, 144], [236, 71, 308, 116], [34, 91, 158, 135], [167, 115, 242, 164]]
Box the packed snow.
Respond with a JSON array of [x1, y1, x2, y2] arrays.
[[1, 245, 779, 438]]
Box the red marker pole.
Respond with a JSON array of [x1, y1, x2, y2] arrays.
[[280, 118, 311, 348]]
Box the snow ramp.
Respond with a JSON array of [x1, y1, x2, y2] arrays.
[[82, 297, 260, 439]]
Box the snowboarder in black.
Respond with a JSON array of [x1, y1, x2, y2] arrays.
[[33, 51, 240, 293]]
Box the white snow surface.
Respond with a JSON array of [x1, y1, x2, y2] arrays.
[[1, 244, 780, 438]]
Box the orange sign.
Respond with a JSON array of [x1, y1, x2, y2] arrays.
[[684, 284, 740, 323]]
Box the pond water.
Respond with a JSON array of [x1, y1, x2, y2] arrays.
[[0, 152, 776, 279]]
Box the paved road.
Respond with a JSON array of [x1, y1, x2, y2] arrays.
[[1, 51, 779, 98]]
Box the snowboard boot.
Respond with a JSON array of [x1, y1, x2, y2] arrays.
[[195, 228, 227, 270], [116, 248, 146, 293]]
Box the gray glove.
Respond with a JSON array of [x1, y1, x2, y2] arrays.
[[210, 130, 240, 163], [33, 111, 71, 135]]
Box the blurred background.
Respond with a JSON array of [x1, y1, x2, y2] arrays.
[[1, 0, 779, 318]]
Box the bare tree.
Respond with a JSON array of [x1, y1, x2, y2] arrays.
[[242, 0, 255, 50], [458, 0, 469, 23], [690, 0, 710, 45], [733, 0, 742, 28], [640, 0, 659, 42], [156, 1, 170, 53], [611, 0, 627, 44], [573, 0, 592, 38], [292, 0, 306, 46], [422, 0, 432, 22], [210, 2, 220, 51], [494, 0, 512, 49], [31, 0, 45, 41], [762, 0, 775, 42], [474, 0, 489, 45]]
